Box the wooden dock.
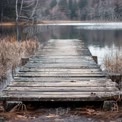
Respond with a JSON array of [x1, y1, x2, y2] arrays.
[[0, 39, 119, 101]]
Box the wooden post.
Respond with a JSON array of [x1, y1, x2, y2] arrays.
[[21, 58, 29, 66], [92, 56, 98, 64], [108, 73, 121, 83], [103, 101, 118, 111], [0, 117, 4, 122], [3, 101, 22, 112], [108, 73, 122, 90]]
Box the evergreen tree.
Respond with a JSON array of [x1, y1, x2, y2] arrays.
[[58, 0, 68, 12], [78, 0, 88, 20], [78, 0, 87, 10], [50, 0, 57, 9], [68, 0, 78, 19], [0, 0, 16, 20]]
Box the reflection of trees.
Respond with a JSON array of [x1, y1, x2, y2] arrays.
[[0, 26, 16, 36], [22, 25, 122, 50], [82, 30, 122, 49], [1, 25, 122, 50]]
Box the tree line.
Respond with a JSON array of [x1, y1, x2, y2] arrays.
[[0, 0, 122, 22]]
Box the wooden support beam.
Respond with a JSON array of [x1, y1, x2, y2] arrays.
[[92, 56, 98, 64], [21, 58, 29, 66]]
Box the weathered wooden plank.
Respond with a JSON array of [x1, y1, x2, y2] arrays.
[[5, 86, 118, 92], [2, 91, 118, 96], [9, 80, 117, 87], [24, 64, 100, 69], [39, 48, 88, 51], [48, 39, 82, 42], [38, 49, 89, 52], [29, 60, 94, 64], [13, 77, 109, 82], [34, 54, 91, 56], [28, 61, 95, 64], [33, 55, 92, 58], [30, 55, 92, 60], [36, 51, 91, 54], [38, 48, 89, 51], [24, 66, 100, 70], [29, 60, 96, 64], [26, 62, 97, 65], [30, 57, 93, 61], [0, 96, 116, 101], [29, 59, 94, 62], [26, 62, 96, 65], [14, 72, 105, 77], [19, 71, 103, 74], [19, 67, 102, 73], [19, 68, 101, 72], [43, 40, 84, 43], [39, 47, 86, 49], [39, 46, 87, 49], [0, 91, 119, 101]]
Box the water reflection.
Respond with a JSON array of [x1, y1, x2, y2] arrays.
[[0, 25, 122, 65]]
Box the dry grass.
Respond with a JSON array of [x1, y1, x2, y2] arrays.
[[0, 36, 39, 80], [103, 52, 122, 74]]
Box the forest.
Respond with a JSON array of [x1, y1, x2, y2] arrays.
[[0, 0, 122, 22]]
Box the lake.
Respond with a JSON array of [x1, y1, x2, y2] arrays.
[[1, 23, 122, 66]]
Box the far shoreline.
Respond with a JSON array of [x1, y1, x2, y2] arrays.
[[0, 20, 122, 26]]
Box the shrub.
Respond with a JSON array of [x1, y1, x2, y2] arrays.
[[103, 52, 122, 74], [0, 36, 39, 79]]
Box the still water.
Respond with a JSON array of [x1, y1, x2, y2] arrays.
[[1, 24, 122, 66]]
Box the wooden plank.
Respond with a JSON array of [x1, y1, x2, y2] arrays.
[[37, 48, 90, 51], [38, 49, 89, 52], [29, 58, 94, 62], [29, 60, 96, 64], [36, 51, 91, 54], [39, 46, 88, 49], [46, 40, 84, 43], [9, 80, 117, 87], [38, 47, 87, 50], [48, 39, 82, 42], [32, 55, 92, 58], [19, 68, 101, 72], [0, 96, 116, 101], [34, 54, 91, 56], [26, 62, 97, 65], [19, 71, 103, 74], [13, 77, 109, 82], [26, 62, 96, 65], [24, 64, 99, 68], [36, 50, 90, 53], [5, 86, 118, 92], [28, 60, 96, 64], [24, 66, 100, 69], [2, 91, 118, 96], [30, 56, 93, 59], [15, 72, 105, 77], [0, 91, 119, 101]]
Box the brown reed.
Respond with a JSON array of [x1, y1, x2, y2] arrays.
[[0, 36, 39, 79]]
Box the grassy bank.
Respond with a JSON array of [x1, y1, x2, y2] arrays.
[[0, 36, 39, 80], [104, 52, 122, 74]]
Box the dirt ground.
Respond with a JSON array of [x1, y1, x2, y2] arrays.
[[0, 102, 122, 122]]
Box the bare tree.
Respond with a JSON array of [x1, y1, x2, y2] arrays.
[[19, 0, 24, 15], [16, 0, 19, 22], [16, 0, 39, 23]]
